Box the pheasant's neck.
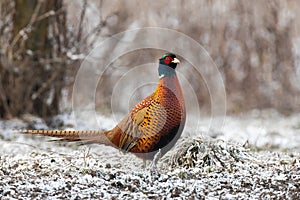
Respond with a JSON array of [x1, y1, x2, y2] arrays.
[[158, 65, 184, 103], [158, 64, 176, 78]]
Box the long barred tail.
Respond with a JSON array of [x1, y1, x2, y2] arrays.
[[19, 129, 112, 145]]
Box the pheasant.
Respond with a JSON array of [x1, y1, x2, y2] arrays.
[[20, 53, 186, 172]]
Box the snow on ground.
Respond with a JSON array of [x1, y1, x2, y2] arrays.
[[0, 110, 299, 199], [194, 109, 300, 151]]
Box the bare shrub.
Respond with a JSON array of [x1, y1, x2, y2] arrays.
[[91, 0, 300, 115], [0, 0, 68, 119], [1, 0, 299, 119]]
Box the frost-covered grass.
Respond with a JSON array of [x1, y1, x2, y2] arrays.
[[0, 110, 299, 199], [0, 139, 299, 199]]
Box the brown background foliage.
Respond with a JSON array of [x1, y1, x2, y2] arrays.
[[1, 0, 300, 119]]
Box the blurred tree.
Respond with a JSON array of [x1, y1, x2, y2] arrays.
[[1, 0, 300, 120], [91, 0, 300, 115], [0, 0, 67, 119]]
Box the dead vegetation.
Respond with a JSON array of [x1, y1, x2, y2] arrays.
[[1, 0, 300, 119], [0, 136, 299, 199]]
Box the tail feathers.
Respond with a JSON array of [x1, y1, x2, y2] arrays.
[[19, 129, 112, 145]]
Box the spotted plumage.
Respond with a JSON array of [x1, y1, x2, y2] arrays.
[[20, 53, 186, 162]]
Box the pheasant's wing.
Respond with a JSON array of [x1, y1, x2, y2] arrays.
[[118, 94, 171, 152], [118, 95, 155, 151]]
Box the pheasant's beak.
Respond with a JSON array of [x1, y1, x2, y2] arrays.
[[172, 58, 180, 64]]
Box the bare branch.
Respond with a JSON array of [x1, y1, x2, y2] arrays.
[[76, 0, 87, 47], [28, 0, 44, 26]]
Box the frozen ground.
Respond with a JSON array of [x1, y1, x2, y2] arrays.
[[0, 110, 299, 199]]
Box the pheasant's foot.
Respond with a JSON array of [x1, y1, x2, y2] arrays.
[[143, 160, 147, 168], [149, 149, 161, 175]]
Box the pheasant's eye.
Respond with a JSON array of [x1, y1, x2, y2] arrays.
[[164, 56, 173, 65]]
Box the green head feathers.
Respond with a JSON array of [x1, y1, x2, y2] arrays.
[[158, 53, 180, 78]]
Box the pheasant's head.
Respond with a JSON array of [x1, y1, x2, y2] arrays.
[[159, 53, 180, 69]]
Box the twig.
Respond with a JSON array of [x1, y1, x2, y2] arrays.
[[0, 75, 12, 118], [31, 69, 62, 100], [76, 0, 87, 46], [36, 9, 62, 22], [29, 0, 44, 25], [7, 1, 62, 62]]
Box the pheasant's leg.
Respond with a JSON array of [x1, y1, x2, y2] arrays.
[[143, 160, 147, 168], [150, 149, 161, 174]]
